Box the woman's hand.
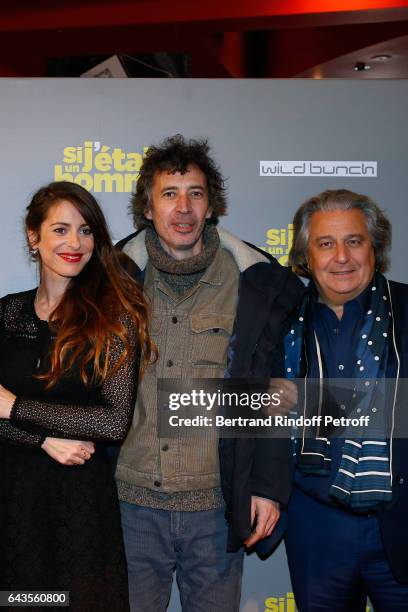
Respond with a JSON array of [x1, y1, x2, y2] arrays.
[[41, 437, 96, 466], [0, 384, 16, 419]]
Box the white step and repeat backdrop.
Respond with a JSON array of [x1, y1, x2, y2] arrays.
[[1, 78, 407, 612]]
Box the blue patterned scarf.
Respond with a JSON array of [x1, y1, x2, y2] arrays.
[[285, 272, 396, 510]]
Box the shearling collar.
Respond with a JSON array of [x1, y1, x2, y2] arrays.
[[122, 226, 268, 273]]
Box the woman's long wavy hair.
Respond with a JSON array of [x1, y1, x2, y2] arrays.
[[26, 181, 155, 388]]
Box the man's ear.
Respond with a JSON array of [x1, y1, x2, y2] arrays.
[[144, 207, 153, 220], [205, 207, 213, 220]]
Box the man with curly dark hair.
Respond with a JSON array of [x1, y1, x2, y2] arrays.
[[115, 135, 304, 612], [130, 134, 227, 228]]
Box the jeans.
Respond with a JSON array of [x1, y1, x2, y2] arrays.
[[120, 502, 244, 612], [285, 486, 408, 611]]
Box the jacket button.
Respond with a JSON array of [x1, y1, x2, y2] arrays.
[[167, 360, 173, 367], [399, 476, 405, 485], [162, 444, 169, 451], [172, 316, 178, 324], [154, 480, 161, 487]]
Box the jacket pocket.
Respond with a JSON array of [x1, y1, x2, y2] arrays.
[[189, 313, 234, 368]]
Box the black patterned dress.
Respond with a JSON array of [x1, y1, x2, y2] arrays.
[[0, 289, 138, 611]]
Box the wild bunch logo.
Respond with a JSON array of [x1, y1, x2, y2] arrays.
[[260, 160, 377, 177], [54, 141, 148, 192], [260, 224, 294, 266]]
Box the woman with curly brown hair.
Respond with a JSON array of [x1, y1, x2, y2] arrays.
[[0, 181, 154, 611]]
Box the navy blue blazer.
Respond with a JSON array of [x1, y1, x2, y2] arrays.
[[257, 279, 408, 583]]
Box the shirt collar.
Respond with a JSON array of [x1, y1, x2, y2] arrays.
[[309, 275, 374, 317]]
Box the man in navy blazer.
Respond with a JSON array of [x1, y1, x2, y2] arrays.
[[281, 189, 408, 611]]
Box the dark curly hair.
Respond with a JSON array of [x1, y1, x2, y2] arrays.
[[131, 134, 227, 228]]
